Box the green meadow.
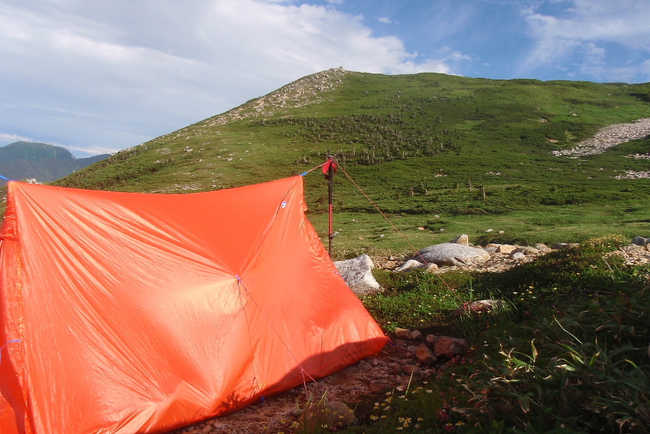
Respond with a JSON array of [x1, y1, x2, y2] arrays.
[[3, 70, 650, 432]]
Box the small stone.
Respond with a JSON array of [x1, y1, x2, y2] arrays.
[[511, 252, 525, 260], [497, 244, 516, 254], [369, 380, 390, 394], [632, 236, 650, 246], [450, 234, 469, 246], [290, 407, 304, 418], [402, 365, 421, 375], [516, 246, 539, 255], [535, 243, 550, 251], [551, 242, 579, 250], [395, 259, 426, 272], [434, 336, 469, 359], [425, 334, 438, 344], [456, 300, 503, 316], [395, 328, 412, 340], [299, 401, 356, 431], [393, 339, 407, 347], [426, 262, 439, 271], [411, 330, 422, 340], [415, 343, 437, 365]]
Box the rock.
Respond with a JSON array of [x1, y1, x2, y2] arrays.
[[415, 343, 437, 365], [415, 243, 490, 267], [434, 336, 469, 359], [535, 243, 551, 252], [395, 259, 427, 272], [402, 364, 422, 375], [425, 334, 438, 344], [551, 243, 580, 250], [483, 246, 498, 254], [632, 236, 650, 246], [497, 244, 517, 254], [426, 262, 439, 271], [394, 328, 412, 340], [393, 339, 407, 347], [411, 330, 422, 340], [456, 299, 503, 315], [552, 118, 650, 158], [334, 254, 381, 295], [516, 246, 539, 255], [369, 380, 390, 394], [450, 234, 469, 246], [299, 401, 356, 430], [511, 252, 525, 260]]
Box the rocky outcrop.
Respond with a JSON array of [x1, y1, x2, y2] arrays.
[[552, 118, 650, 158], [334, 254, 382, 295], [207, 68, 348, 126], [387, 234, 650, 274], [414, 243, 490, 267]]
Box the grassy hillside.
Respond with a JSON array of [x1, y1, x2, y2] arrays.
[[37, 69, 650, 247]]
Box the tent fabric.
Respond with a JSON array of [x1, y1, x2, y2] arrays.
[[0, 176, 388, 434]]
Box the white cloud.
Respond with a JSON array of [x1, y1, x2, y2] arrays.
[[0, 0, 459, 153], [0, 133, 32, 144], [519, 0, 650, 82], [378, 17, 392, 24]]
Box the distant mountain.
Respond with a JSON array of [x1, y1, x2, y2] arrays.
[[0, 141, 109, 184]]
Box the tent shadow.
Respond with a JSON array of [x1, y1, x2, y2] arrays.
[[214, 337, 388, 420]]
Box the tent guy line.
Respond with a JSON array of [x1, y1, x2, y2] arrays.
[[236, 274, 317, 392], [0, 339, 22, 365]]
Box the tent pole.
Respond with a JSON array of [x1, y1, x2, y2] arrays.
[[328, 157, 335, 258]]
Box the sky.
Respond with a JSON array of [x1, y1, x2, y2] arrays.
[[1, 0, 649, 157]]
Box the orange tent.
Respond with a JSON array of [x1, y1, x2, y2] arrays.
[[0, 176, 387, 434]]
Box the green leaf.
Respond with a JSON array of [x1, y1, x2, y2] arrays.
[[517, 394, 530, 413]]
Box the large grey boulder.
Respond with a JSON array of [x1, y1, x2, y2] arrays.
[[334, 254, 381, 295], [414, 243, 490, 266]]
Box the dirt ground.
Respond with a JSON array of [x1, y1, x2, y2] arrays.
[[168, 340, 432, 434]]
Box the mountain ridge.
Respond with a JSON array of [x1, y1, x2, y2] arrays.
[[0, 141, 109, 184]]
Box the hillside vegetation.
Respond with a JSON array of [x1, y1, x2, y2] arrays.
[[43, 68, 650, 247]]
